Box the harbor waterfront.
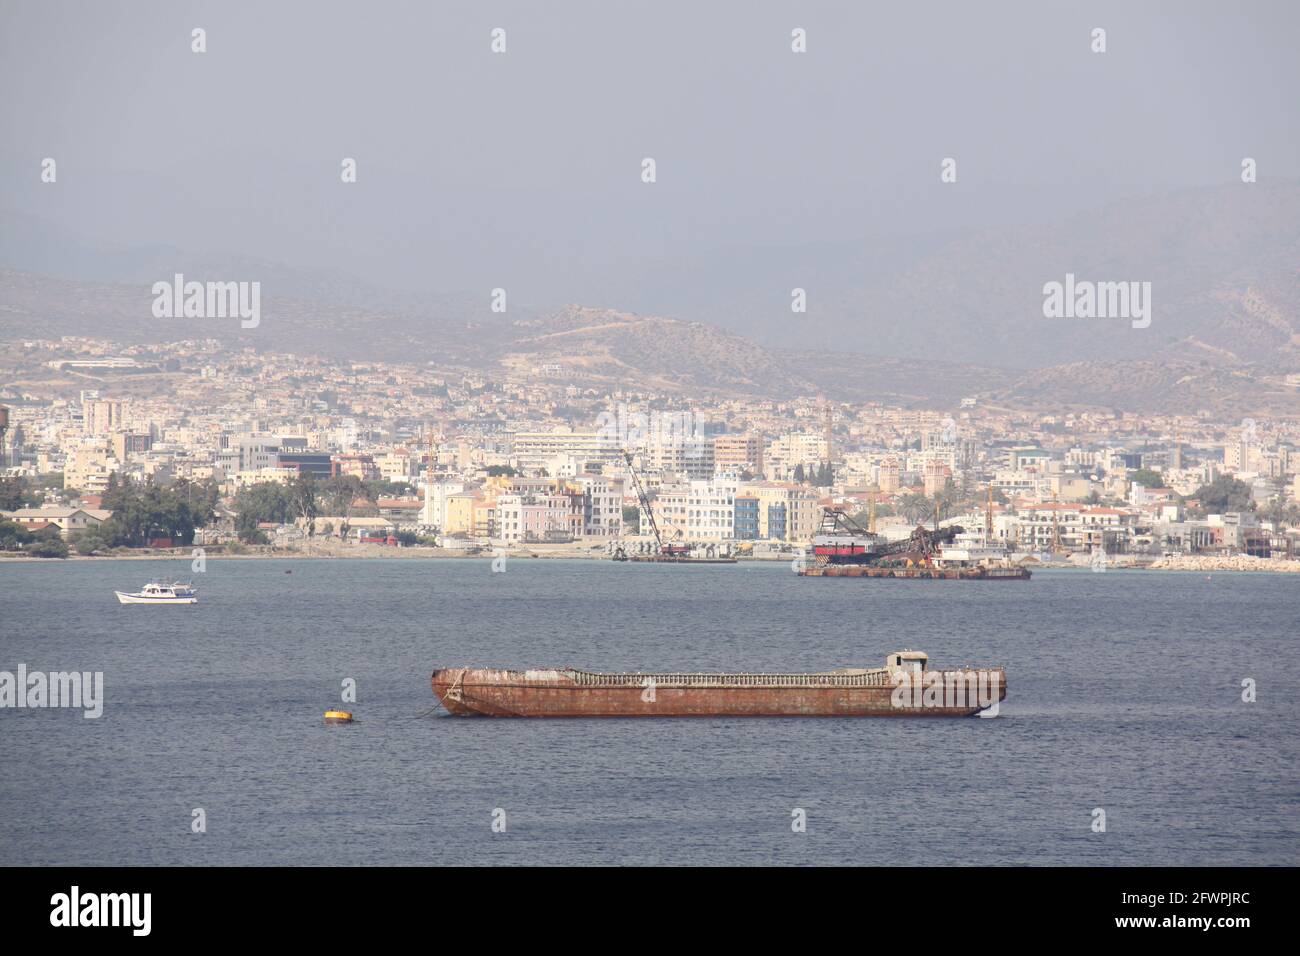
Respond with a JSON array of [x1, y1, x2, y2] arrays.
[[1, 558, 1295, 866], [5, 544, 1300, 573]]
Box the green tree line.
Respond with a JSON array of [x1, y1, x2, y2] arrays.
[[81, 475, 220, 550]]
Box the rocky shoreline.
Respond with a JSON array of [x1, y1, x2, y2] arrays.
[[1145, 554, 1300, 573]]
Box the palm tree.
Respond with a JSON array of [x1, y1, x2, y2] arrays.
[[933, 478, 960, 522], [899, 492, 931, 524]]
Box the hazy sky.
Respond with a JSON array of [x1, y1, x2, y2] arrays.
[[2, 0, 1298, 307]]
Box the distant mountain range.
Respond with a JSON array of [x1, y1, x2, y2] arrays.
[[595, 181, 1300, 371], [2, 182, 1299, 416]]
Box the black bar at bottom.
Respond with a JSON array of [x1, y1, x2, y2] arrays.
[[0, 866, 1276, 942]]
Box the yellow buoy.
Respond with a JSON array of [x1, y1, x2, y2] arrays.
[[324, 710, 354, 724]]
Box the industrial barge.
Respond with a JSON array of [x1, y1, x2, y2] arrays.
[[611, 542, 737, 564], [801, 508, 1031, 580], [609, 450, 738, 563], [431, 651, 1005, 717]]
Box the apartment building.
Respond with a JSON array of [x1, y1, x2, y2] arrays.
[[742, 482, 822, 544], [375, 449, 417, 482], [573, 474, 624, 537], [64, 444, 121, 493], [232, 466, 299, 489], [214, 435, 281, 478], [496, 493, 571, 544], [713, 433, 764, 475], [111, 432, 153, 461], [335, 454, 379, 482], [83, 399, 128, 436], [684, 476, 738, 541], [512, 428, 621, 472], [442, 492, 480, 536], [991, 469, 1052, 500], [472, 497, 498, 539], [1014, 503, 1138, 552], [733, 494, 760, 540], [646, 485, 689, 540], [767, 433, 828, 473], [644, 434, 715, 480]]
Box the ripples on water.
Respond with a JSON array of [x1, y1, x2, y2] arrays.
[[1, 558, 1296, 865]]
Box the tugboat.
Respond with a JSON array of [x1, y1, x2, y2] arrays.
[[114, 581, 199, 604]]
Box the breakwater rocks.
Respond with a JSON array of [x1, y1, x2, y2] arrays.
[[1148, 554, 1300, 573]]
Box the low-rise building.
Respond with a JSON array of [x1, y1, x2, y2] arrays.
[[1, 506, 112, 539]]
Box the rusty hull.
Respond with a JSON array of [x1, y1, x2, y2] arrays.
[[431, 667, 1006, 718], [800, 566, 1031, 580]]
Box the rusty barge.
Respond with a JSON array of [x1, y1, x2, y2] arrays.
[[431, 651, 1005, 717]]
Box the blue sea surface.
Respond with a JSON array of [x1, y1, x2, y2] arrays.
[[1, 558, 1296, 865]]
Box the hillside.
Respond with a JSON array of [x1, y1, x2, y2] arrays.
[[597, 182, 1300, 371], [4, 179, 1300, 415]]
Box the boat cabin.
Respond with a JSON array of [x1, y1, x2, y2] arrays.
[[886, 650, 929, 676]]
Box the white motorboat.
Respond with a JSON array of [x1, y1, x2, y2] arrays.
[[115, 581, 199, 604]]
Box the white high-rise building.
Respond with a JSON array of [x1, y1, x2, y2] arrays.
[[83, 399, 128, 436], [214, 434, 281, 478], [511, 428, 621, 472], [644, 435, 714, 480], [767, 433, 827, 472], [685, 476, 738, 541], [573, 474, 624, 537]]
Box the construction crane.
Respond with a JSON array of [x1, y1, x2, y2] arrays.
[[621, 450, 687, 556], [822, 401, 833, 464], [817, 507, 874, 538], [1051, 492, 1067, 556], [814, 507, 962, 567], [986, 484, 994, 542]]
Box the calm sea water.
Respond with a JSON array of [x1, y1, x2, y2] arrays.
[[1, 558, 1296, 866]]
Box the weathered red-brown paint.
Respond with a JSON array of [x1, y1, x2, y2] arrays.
[[431, 667, 1006, 718], [801, 566, 1030, 579]]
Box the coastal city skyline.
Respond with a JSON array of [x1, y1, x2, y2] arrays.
[[3, 330, 1300, 566]]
